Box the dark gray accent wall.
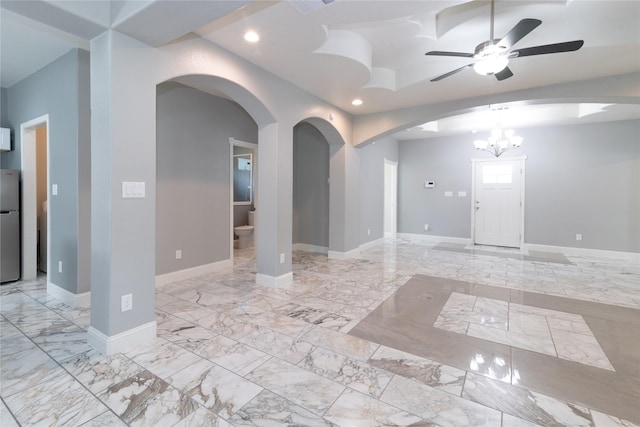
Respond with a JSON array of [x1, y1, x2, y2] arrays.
[[398, 120, 640, 253], [358, 136, 398, 244], [156, 82, 257, 275], [293, 122, 330, 247], [3, 48, 91, 292]]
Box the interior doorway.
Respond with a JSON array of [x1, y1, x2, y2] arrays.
[[384, 159, 398, 238], [229, 137, 258, 258], [471, 157, 526, 248], [20, 114, 50, 281]]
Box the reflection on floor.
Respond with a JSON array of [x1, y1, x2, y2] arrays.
[[1, 237, 639, 426]]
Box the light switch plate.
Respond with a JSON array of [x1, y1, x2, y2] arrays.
[[122, 182, 146, 198], [444, 191, 453, 197]]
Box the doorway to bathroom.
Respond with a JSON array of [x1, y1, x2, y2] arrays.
[[230, 137, 258, 258]]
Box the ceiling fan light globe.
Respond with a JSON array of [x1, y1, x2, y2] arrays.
[[473, 56, 509, 75]]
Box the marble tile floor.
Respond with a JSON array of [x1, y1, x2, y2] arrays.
[[0, 237, 638, 426]]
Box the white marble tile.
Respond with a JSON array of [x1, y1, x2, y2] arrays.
[[301, 326, 379, 361], [381, 375, 502, 426], [80, 410, 128, 426], [299, 346, 392, 398], [509, 303, 583, 322], [31, 327, 92, 361], [245, 358, 345, 416], [229, 389, 334, 426], [463, 372, 594, 427], [551, 328, 614, 371], [61, 348, 145, 394], [4, 371, 109, 426], [240, 327, 315, 364], [172, 406, 229, 427], [502, 413, 544, 427], [546, 316, 594, 336], [249, 310, 315, 338], [0, 398, 19, 427], [433, 314, 470, 334], [0, 345, 66, 397], [508, 311, 552, 339], [591, 410, 640, 427], [168, 358, 262, 417], [184, 333, 271, 376], [126, 338, 204, 379], [368, 345, 466, 396], [324, 388, 425, 427], [196, 310, 257, 340], [99, 369, 198, 427], [467, 323, 557, 356]]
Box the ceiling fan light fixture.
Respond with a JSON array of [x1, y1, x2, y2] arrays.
[[473, 55, 509, 76]]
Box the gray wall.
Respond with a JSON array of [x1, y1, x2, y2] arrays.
[[398, 120, 640, 253], [156, 82, 257, 275], [2, 48, 91, 292], [0, 87, 7, 129], [293, 122, 330, 248], [357, 136, 398, 244]]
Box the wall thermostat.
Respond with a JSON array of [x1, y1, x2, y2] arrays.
[[424, 181, 435, 188]]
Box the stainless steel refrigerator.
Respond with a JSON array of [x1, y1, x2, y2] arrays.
[[1, 169, 20, 283]]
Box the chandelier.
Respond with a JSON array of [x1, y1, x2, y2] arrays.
[[473, 125, 523, 157]]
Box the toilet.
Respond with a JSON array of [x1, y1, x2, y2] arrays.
[[234, 211, 256, 249]]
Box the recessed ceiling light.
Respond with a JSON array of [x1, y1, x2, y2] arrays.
[[352, 99, 363, 106], [244, 31, 260, 43]]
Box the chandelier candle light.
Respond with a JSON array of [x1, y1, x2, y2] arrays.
[[474, 125, 523, 157]]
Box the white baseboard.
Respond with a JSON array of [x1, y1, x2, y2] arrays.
[[256, 272, 293, 288], [88, 321, 157, 355], [47, 282, 90, 308], [293, 243, 329, 255], [328, 247, 360, 260], [396, 233, 471, 245], [525, 243, 640, 262], [359, 237, 384, 251], [155, 259, 233, 287]]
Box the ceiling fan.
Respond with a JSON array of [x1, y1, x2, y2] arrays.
[[425, 0, 584, 82]]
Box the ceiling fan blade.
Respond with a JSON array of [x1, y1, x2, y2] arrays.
[[511, 40, 584, 57], [495, 66, 513, 81], [431, 64, 473, 82], [497, 19, 542, 49], [425, 51, 474, 58]]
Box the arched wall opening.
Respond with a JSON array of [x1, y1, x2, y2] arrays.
[[155, 80, 259, 285]]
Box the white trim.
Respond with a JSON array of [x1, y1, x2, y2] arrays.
[[88, 322, 157, 355], [292, 243, 329, 254], [328, 247, 360, 260], [47, 282, 90, 308], [525, 243, 640, 262], [384, 158, 398, 239], [155, 259, 232, 287], [396, 233, 471, 245], [256, 272, 293, 288], [359, 237, 384, 251], [20, 114, 50, 281]]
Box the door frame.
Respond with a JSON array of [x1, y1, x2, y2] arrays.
[[229, 137, 258, 258], [384, 158, 398, 238], [470, 155, 526, 248], [20, 114, 50, 281]]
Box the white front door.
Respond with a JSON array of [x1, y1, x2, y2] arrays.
[[473, 158, 524, 248]]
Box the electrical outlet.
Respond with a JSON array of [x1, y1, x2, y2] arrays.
[[176, 249, 182, 260], [424, 224, 429, 232], [280, 253, 285, 264], [58, 261, 62, 273], [367, 229, 371, 236], [121, 294, 133, 312], [576, 234, 582, 241]]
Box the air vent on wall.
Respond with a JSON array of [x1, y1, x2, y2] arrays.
[[289, 0, 336, 15]]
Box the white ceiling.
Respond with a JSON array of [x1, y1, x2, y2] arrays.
[[1, 0, 639, 138]]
